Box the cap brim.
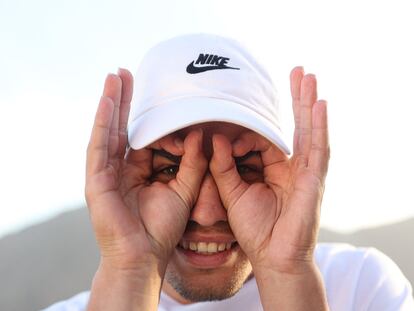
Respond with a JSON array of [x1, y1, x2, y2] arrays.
[[128, 97, 291, 154]]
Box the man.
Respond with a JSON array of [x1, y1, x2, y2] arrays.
[[44, 34, 413, 310]]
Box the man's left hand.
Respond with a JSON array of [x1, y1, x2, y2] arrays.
[[209, 67, 329, 275]]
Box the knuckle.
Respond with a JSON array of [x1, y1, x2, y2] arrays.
[[182, 153, 207, 174], [299, 128, 312, 136], [210, 155, 233, 176], [310, 143, 325, 152]]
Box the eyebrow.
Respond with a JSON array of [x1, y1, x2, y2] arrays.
[[151, 149, 259, 164], [151, 149, 182, 164]]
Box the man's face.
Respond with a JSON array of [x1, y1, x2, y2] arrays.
[[147, 122, 265, 303]]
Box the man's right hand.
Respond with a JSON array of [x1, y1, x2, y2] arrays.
[[85, 69, 206, 310]]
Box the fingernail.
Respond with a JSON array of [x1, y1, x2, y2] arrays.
[[232, 138, 242, 150], [117, 67, 126, 75], [174, 137, 184, 149], [212, 135, 218, 151]]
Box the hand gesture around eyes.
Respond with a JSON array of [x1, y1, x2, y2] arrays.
[[85, 70, 207, 273], [209, 67, 330, 275]]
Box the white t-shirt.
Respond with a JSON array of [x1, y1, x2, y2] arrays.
[[42, 243, 414, 311]]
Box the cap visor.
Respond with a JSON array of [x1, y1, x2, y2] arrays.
[[128, 97, 291, 154]]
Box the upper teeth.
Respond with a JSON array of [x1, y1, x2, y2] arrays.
[[179, 241, 233, 254]]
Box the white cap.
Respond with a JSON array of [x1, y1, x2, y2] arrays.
[[128, 33, 291, 154]]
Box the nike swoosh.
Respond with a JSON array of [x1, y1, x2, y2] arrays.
[[186, 61, 240, 74]]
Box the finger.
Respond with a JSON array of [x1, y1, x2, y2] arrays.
[[232, 132, 288, 188], [297, 74, 317, 158], [146, 132, 184, 156], [233, 131, 287, 167], [125, 132, 185, 192], [117, 68, 134, 158], [122, 147, 153, 191], [86, 96, 114, 176], [210, 134, 249, 209], [308, 100, 330, 180], [169, 130, 208, 208], [290, 66, 304, 154], [102, 74, 122, 158]]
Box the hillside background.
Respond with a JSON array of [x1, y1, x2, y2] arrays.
[[0, 208, 413, 311]]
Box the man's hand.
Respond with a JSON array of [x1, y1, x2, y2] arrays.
[[85, 69, 207, 310], [209, 67, 330, 310]]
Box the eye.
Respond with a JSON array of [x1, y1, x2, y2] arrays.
[[236, 164, 263, 183], [160, 165, 179, 176], [237, 165, 253, 175], [151, 165, 179, 183]]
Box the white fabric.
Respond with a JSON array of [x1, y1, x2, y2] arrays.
[[127, 34, 290, 154], [41, 243, 414, 311]]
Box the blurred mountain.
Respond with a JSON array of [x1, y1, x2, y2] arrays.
[[0, 208, 99, 311], [319, 217, 414, 285], [0, 208, 412, 311]]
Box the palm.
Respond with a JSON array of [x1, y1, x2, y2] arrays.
[[120, 168, 191, 257], [88, 162, 188, 263]]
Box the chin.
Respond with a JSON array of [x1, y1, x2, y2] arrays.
[[164, 254, 252, 303]]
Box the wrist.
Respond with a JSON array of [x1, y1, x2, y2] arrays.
[[253, 261, 329, 311], [87, 259, 166, 311], [249, 242, 317, 276]]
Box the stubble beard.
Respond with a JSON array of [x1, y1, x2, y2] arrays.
[[164, 257, 252, 302]]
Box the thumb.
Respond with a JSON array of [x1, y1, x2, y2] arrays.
[[209, 134, 249, 209], [169, 130, 207, 208]]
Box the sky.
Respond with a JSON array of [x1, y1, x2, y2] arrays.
[[0, 0, 413, 238]]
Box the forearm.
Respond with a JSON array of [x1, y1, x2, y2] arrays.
[[254, 262, 329, 311], [87, 260, 165, 311]]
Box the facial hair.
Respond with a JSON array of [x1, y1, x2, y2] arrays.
[[165, 257, 252, 302]]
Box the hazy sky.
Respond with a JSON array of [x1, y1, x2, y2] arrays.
[[1, 0, 413, 238]]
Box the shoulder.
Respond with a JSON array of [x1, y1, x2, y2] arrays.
[[40, 291, 90, 311], [315, 243, 414, 311]]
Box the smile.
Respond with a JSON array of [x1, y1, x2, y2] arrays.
[[178, 240, 238, 254]]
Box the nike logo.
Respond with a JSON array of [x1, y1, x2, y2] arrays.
[[186, 53, 240, 74]]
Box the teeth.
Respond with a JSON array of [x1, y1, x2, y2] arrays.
[[198, 242, 208, 252], [189, 242, 197, 251], [207, 243, 218, 253], [179, 241, 235, 253]]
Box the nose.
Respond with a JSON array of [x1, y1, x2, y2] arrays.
[[189, 173, 227, 226]]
